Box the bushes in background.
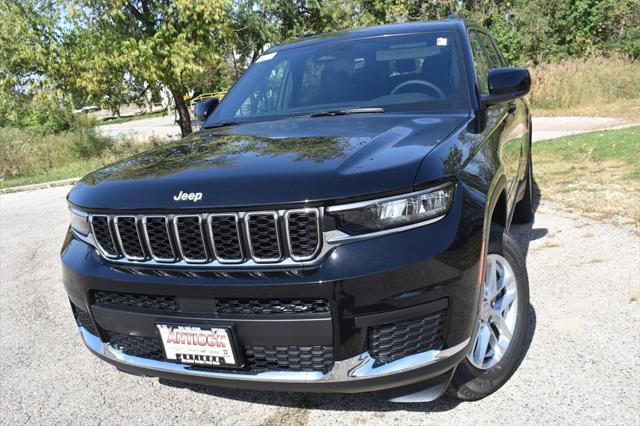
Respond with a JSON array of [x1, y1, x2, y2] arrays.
[[529, 55, 640, 114], [0, 125, 114, 180]]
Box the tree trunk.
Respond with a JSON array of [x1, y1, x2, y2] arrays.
[[171, 88, 192, 137]]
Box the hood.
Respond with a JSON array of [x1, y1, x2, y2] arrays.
[[69, 113, 469, 210]]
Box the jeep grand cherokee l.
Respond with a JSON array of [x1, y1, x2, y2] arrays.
[[62, 17, 534, 402]]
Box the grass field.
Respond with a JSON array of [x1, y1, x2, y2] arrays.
[[533, 125, 640, 227]]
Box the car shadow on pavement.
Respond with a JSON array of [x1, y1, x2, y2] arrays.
[[159, 377, 464, 412], [158, 183, 541, 411]]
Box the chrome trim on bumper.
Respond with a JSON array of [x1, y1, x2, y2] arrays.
[[79, 326, 469, 383]]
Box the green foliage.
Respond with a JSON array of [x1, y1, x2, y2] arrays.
[[21, 92, 76, 134], [0, 125, 114, 180], [1, 0, 638, 138]]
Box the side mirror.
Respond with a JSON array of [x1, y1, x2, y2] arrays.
[[193, 97, 219, 122], [481, 67, 531, 105]]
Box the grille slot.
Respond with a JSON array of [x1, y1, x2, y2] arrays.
[[246, 212, 281, 262], [369, 310, 446, 364], [174, 215, 208, 262], [114, 216, 145, 260], [286, 209, 321, 261], [90, 215, 118, 258], [143, 216, 175, 261], [245, 345, 334, 372], [208, 214, 243, 263], [215, 299, 330, 315], [94, 290, 179, 311]]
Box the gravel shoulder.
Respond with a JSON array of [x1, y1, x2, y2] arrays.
[[0, 186, 639, 425]]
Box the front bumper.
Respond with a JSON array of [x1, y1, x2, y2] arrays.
[[61, 184, 485, 395], [79, 325, 469, 393]]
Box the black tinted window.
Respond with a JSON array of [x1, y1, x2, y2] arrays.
[[208, 32, 471, 125]]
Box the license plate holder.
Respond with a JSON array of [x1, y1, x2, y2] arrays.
[[156, 324, 239, 367]]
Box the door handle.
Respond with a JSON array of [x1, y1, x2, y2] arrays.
[[508, 102, 517, 114]]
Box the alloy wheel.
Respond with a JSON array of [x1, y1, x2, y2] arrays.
[[467, 253, 519, 370]]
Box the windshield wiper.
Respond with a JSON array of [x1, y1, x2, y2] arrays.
[[206, 121, 240, 128], [308, 107, 385, 118]]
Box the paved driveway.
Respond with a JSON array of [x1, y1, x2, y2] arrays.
[[1, 186, 638, 424]]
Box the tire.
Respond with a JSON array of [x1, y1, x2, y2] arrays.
[[447, 226, 530, 401], [512, 154, 535, 224]]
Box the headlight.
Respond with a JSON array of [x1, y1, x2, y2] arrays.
[[69, 208, 91, 236], [327, 183, 454, 235]]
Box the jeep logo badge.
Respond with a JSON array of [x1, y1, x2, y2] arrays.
[[173, 191, 203, 202]]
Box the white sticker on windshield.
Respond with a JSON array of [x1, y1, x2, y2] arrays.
[[256, 52, 277, 63], [437, 37, 448, 46]]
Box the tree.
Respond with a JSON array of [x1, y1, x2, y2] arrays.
[[0, 0, 66, 126], [68, 0, 231, 136]]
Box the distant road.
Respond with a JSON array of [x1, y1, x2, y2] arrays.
[[97, 114, 638, 142], [98, 115, 182, 141]]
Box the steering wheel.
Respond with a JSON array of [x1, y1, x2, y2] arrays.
[[390, 79, 446, 99]]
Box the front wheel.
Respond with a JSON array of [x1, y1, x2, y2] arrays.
[[447, 227, 530, 401]]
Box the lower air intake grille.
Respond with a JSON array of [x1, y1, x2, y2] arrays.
[[244, 345, 334, 372], [369, 310, 445, 364], [215, 299, 330, 315], [94, 290, 179, 311], [74, 306, 97, 335], [107, 332, 165, 361], [105, 332, 334, 372]]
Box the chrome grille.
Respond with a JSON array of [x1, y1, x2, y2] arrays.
[[86, 210, 322, 267]]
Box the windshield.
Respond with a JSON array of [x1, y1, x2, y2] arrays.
[[206, 31, 471, 126]]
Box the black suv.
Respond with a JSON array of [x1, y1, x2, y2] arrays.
[[62, 17, 534, 402]]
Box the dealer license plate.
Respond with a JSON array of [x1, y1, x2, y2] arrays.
[[157, 324, 237, 367]]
